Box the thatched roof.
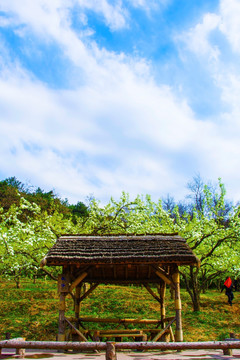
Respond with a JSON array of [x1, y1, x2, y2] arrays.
[[42, 234, 199, 266]]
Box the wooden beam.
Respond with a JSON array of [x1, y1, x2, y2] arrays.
[[143, 284, 161, 303], [79, 284, 98, 302], [69, 272, 88, 292], [152, 317, 176, 342], [64, 318, 87, 342], [153, 266, 175, 288], [169, 326, 175, 342], [78, 317, 161, 324], [98, 330, 142, 335], [70, 316, 174, 325]]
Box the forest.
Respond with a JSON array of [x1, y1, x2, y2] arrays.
[[0, 175, 239, 312]]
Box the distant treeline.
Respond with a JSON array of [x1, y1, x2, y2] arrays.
[[0, 176, 89, 219], [0, 175, 236, 223]]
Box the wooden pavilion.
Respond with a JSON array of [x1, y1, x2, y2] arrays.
[[41, 234, 200, 343]]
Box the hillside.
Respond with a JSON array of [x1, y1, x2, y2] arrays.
[[0, 278, 239, 342]]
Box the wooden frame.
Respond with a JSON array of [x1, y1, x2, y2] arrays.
[[56, 263, 184, 343]]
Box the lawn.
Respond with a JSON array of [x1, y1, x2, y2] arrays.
[[0, 278, 239, 341]]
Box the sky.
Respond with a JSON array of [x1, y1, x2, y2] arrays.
[[0, 0, 240, 205]]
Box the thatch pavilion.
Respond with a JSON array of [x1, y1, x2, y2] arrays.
[[41, 234, 199, 343]]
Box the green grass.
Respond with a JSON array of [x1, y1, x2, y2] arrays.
[[0, 278, 239, 341]]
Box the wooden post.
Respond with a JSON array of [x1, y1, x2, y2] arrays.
[[223, 348, 233, 356], [57, 271, 70, 342], [75, 286, 81, 325], [106, 342, 117, 360], [72, 285, 81, 342], [172, 268, 183, 342], [223, 333, 234, 355], [58, 293, 66, 341], [158, 282, 166, 329]]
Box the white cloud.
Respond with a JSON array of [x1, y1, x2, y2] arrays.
[[1, 0, 240, 204], [127, 0, 170, 12], [0, 53, 226, 203], [0, 48, 205, 202], [178, 12, 220, 61], [77, 0, 128, 31], [178, 0, 240, 59], [219, 0, 240, 53]]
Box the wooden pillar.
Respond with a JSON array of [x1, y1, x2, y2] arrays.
[[75, 286, 81, 326], [172, 268, 183, 342], [159, 282, 166, 328], [57, 271, 69, 342], [72, 285, 81, 341], [58, 293, 66, 341]]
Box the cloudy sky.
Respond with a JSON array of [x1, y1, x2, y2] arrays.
[[0, 0, 240, 204]]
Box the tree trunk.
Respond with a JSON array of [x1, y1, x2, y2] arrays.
[[15, 276, 20, 289], [181, 266, 201, 312], [190, 266, 200, 311]]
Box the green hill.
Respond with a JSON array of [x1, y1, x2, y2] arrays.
[[0, 278, 239, 342]]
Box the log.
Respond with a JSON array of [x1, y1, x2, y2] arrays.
[[0, 340, 240, 352], [115, 341, 240, 350], [0, 340, 106, 351]]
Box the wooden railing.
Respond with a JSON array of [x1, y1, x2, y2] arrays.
[[0, 340, 240, 359], [74, 316, 176, 342]]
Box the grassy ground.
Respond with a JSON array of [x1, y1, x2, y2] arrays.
[[0, 278, 239, 342]]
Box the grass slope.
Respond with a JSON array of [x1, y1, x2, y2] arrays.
[[0, 278, 239, 341]]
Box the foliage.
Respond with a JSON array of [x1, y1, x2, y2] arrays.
[[0, 177, 88, 217], [175, 179, 240, 310], [0, 176, 240, 312], [73, 192, 177, 234], [0, 197, 74, 285]]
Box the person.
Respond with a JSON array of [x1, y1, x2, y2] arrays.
[[221, 277, 234, 306]]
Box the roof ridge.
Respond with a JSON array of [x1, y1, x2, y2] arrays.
[[60, 232, 180, 237]]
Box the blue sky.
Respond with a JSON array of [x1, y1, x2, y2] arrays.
[[0, 0, 240, 204]]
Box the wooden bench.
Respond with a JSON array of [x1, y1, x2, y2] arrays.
[[66, 316, 175, 343], [93, 329, 147, 342], [81, 325, 174, 342]]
